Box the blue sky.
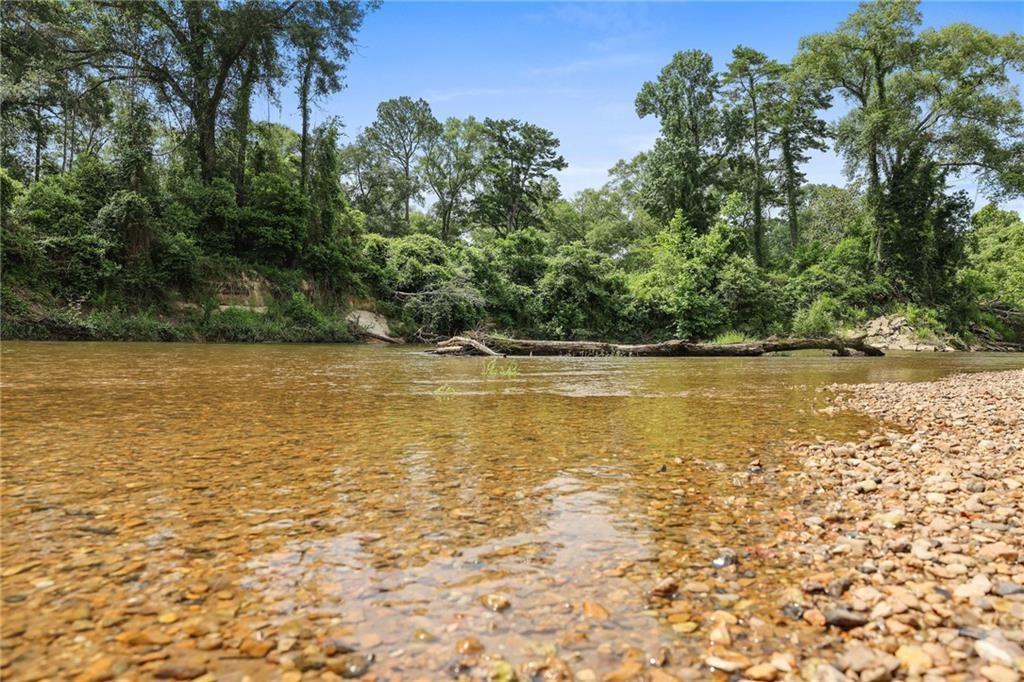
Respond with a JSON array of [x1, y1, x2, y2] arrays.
[[261, 1, 1023, 208]]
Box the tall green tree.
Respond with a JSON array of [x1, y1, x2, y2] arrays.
[[91, 1, 290, 183], [473, 118, 567, 236], [341, 131, 406, 235], [419, 117, 484, 241], [227, 39, 281, 204], [635, 50, 733, 232], [775, 69, 830, 248], [798, 0, 920, 263], [724, 46, 786, 265], [365, 96, 441, 226], [0, 1, 108, 181], [87, 1, 367, 186], [798, 0, 1023, 269], [287, 0, 370, 194]]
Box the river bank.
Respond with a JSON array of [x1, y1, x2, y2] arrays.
[[768, 369, 1024, 681]]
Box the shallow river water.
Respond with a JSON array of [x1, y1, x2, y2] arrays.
[[2, 342, 1022, 680]]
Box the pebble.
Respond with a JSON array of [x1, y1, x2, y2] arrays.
[[744, 662, 778, 680], [824, 608, 867, 630], [981, 665, 1021, 682], [976, 638, 1024, 668], [455, 637, 484, 655], [479, 593, 511, 612], [152, 664, 207, 680], [895, 645, 932, 674], [582, 600, 610, 620], [326, 653, 373, 678], [704, 651, 750, 672]]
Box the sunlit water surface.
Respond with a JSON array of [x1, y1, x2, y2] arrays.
[[2, 342, 1022, 679]]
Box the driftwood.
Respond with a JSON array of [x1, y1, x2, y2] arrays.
[[432, 332, 885, 357]]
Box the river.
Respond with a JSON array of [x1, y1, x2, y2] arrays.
[[2, 342, 1022, 680]]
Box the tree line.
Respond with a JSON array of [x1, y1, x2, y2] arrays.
[[2, 0, 1022, 345]]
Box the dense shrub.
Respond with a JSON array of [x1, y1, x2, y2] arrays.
[[792, 294, 842, 337], [92, 191, 156, 262], [384, 233, 452, 292], [14, 174, 89, 236], [87, 310, 186, 341], [236, 173, 309, 265], [155, 230, 204, 291], [536, 243, 625, 339]]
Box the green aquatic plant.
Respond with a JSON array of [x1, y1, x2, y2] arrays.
[[482, 358, 519, 378], [711, 330, 753, 344], [432, 383, 456, 399]]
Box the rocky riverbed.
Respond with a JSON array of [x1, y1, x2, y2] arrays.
[[1, 354, 1021, 681], [769, 368, 1024, 681]]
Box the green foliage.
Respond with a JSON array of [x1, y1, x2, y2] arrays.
[[236, 173, 310, 265], [201, 307, 280, 343], [14, 174, 89, 236], [420, 116, 484, 241], [536, 243, 625, 340], [280, 291, 325, 328], [154, 230, 204, 292], [384, 233, 451, 292], [200, 303, 354, 344], [39, 232, 120, 301], [0, 168, 22, 229], [92, 190, 156, 263], [635, 50, 729, 233], [473, 118, 567, 235], [2, 0, 1022, 348], [87, 310, 187, 342], [969, 204, 1024, 309], [172, 178, 239, 253], [712, 330, 755, 344], [892, 303, 946, 342], [792, 294, 842, 337]]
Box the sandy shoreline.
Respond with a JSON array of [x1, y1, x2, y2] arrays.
[[770, 369, 1024, 681]]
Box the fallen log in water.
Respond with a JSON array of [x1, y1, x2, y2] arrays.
[[432, 333, 885, 357]]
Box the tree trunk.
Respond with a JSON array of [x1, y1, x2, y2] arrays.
[[403, 157, 411, 226], [233, 57, 257, 204], [868, 146, 883, 267], [441, 203, 452, 241], [197, 110, 218, 184], [33, 104, 43, 182], [299, 55, 313, 194], [750, 81, 764, 266], [752, 177, 764, 266], [782, 135, 799, 249], [432, 333, 885, 357], [869, 54, 887, 269], [68, 101, 77, 171], [61, 98, 69, 172]]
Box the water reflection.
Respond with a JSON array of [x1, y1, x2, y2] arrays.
[[2, 343, 1022, 679]]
